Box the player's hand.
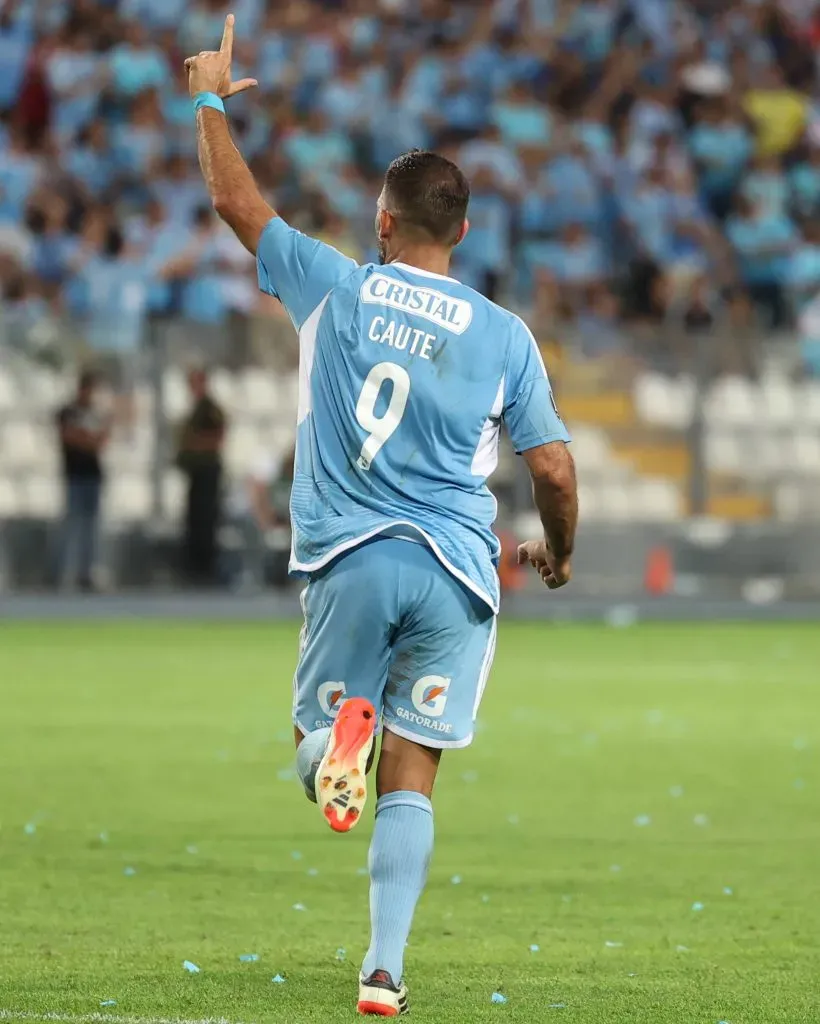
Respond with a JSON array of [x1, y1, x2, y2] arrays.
[[517, 539, 572, 590], [184, 14, 258, 100]]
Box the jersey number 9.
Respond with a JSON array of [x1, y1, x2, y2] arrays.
[[355, 361, 411, 471]]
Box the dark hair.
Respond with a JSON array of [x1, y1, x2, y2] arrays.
[[383, 149, 470, 246]]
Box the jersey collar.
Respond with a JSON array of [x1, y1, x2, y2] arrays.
[[390, 261, 458, 283]]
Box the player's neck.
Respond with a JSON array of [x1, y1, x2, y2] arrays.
[[385, 245, 452, 279]]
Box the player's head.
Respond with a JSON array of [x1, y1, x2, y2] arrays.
[[376, 150, 470, 265]]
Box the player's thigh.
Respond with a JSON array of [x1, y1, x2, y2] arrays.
[[384, 558, 497, 750], [293, 542, 395, 735]]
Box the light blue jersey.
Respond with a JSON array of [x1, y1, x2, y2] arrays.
[[257, 216, 569, 614]]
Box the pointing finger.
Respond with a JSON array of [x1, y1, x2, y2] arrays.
[[220, 13, 234, 56]]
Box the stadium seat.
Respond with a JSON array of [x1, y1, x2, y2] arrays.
[[225, 423, 263, 475], [705, 377, 757, 428], [0, 368, 17, 414], [597, 482, 634, 521], [22, 475, 61, 518], [796, 382, 820, 426], [0, 422, 50, 471], [760, 377, 795, 428], [108, 475, 152, 522], [570, 425, 611, 473], [577, 482, 600, 521], [634, 478, 682, 521], [0, 475, 21, 517], [209, 368, 237, 413], [633, 373, 694, 430], [791, 432, 820, 476], [25, 369, 65, 412], [237, 368, 280, 416], [162, 370, 189, 419], [705, 432, 743, 475]]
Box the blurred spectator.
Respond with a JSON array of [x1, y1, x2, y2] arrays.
[[4, 0, 820, 349], [53, 370, 110, 591], [175, 368, 226, 586], [230, 445, 294, 591]]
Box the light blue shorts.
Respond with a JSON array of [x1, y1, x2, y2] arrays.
[[293, 536, 497, 749]]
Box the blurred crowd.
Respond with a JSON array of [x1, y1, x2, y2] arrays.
[[4, 0, 820, 372]]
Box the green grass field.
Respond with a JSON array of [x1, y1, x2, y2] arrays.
[[1, 622, 819, 1024]]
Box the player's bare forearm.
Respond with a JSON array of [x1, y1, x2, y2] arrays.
[[196, 108, 275, 255], [524, 441, 578, 560]]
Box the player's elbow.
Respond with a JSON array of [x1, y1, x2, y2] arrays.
[[524, 440, 576, 491], [211, 192, 234, 221]]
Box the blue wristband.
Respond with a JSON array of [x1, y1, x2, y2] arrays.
[[193, 92, 225, 115]]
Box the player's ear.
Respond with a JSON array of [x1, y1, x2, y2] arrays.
[[376, 208, 392, 241], [454, 218, 469, 247]]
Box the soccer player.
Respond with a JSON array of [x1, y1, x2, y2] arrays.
[[186, 17, 578, 1017]]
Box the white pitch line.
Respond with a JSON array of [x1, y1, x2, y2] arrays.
[[0, 1012, 238, 1024]]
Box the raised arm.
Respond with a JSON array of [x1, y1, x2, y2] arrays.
[[184, 14, 274, 255]]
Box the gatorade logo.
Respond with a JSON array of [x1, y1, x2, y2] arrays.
[[411, 676, 450, 718], [317, 681, 346, 717]]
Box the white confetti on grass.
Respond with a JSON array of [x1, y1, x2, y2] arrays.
[[693, 814, 709, 827], [450, 875, 462, 885], [490, 993, 507, 1005], [692, 901, 705, 912], [529, 944, 540, 953], [604, 941, 623, 948], [292, 903, 307, 912], [271, 975, 286, 985], [123, 867, 136, 877], [669, 785, 684, 798], [182, 961, 200, 973], [723, 887, 733, 896], [633, 814, 651, 827]]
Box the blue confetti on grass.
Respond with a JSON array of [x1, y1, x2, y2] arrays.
[[692, 901, 704, 912], [491, 992, 507, 1005], [676, 945, 689, 952], [335, 948, 346, 961], [669, 785, 684, 798], [307, 867, 319, 877], [186, 845, 198, 855], [507, 814, 519, 825], [292, 902, 307, 911], [794, 778, 806, 790], [610, 864, 621, 873], [290, 850, 303, 861], [548, 1004, 566, 1010], [123, 866, 136, 877], [276, 768, 296, 782], [723, 887, 733, 896], [693, 814, 709, 827], [633, 814, 651, 827], [182, 960, 200, 973], [24, 823, 36, 835], [99, 1001, 117, 1007], [451, 875, 462, 885], [98, 831, 110, 844], [529, 944, 540, 953], [461, 770, 479, 783], [357, 867, 369, 876], [605, 941, 623, 948], [238, 954, 259, 962], [627, 973, 638, 977], [272, 974, 286, 985], [793, 737, 808, 751]]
